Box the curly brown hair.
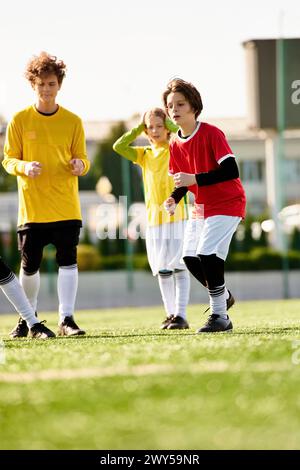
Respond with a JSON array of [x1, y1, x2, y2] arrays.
[[162, 78, 203, 119], [25, 52, 67, 85]]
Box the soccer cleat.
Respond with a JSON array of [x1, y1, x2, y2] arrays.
[[10, 317, 29, 338], [196, 314, 233, 333], [167, 315, 189, 330], [29, 321, 56, 339], [58, 316, 86, 336], [160, 315, 174, 330], [226, 290, 235, 310]]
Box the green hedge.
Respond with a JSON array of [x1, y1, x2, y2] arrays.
[[226, 248, 300, 271], [77, 245, 300, 272], [77, 244, 102, 271], [100, 253, 150, 271], [40, 244, 300, 272]]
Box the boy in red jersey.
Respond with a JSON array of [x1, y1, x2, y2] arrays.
[[163, 79, 246, 333]]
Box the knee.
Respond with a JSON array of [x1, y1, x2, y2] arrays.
[[21, 258, 40, 275], [198, 254, 224, 270], [174, 268, 186, 273], [197, 254, 224, 287], [0, 258, 12, 280], [158, 269, 173, 278], [183, 256, 196, 268]]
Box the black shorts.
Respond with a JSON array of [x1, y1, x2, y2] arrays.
[[18, 225, 81, 274]]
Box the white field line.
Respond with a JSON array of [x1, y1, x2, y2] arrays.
[[0, 361, 294, 383]]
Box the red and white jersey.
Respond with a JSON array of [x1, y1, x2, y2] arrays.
[[169, 122, 246, 218]]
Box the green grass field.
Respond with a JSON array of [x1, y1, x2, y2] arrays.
[[0, 299, 300, 450]]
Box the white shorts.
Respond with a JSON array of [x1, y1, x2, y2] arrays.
[[146, 221, 187, 276], [182, 215, 241, 261]]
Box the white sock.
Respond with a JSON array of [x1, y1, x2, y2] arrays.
[[158, 273, 175, 317], [20, 268, 40, 312], [208, 283, 227, 319], [1, 274, 38, 328], [174, 270, 190, 320], [57, 265, 78, 322]]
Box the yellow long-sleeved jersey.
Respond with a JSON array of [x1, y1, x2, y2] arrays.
[[113, 122, 187, 227], [2, 105, 90, 228]]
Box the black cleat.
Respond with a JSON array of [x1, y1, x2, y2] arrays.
[[167, 315, 189, 330], [196, 314, 233, 333], [58, 316, 85, 336], [227, 290, 235, 310], [160, 315, 174, 330], [10, 317, 29, 338], [29, 321, 56, 339]]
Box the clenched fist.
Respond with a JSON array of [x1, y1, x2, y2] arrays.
[[70, 159, 84, 176], [164, 197, 176, 216], [24, 161, 42, 178], [173, 172, 196, 188]]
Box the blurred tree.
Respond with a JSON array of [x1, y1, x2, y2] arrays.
[[8, 225, 20, 272], [0, 172, 17, 192], [80, 121, 144, 201], [290, 228, 300, 251], [0, 233, 5, 258], [81, 226, 92, 246]]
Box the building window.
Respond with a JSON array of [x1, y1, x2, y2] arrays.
[[239, 161, 264, 182], [285, 159, 300, 182]]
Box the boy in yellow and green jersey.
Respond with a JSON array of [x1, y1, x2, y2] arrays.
[[113, 108, 190, 329]]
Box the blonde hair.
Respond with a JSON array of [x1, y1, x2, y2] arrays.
[[143, 107, 167, 125], [143, 108, 171, 140]]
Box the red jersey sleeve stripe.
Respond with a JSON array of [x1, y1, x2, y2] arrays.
[[217, 153, 235, 165]]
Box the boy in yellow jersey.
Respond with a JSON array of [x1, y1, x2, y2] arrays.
[[113, 108, 190, 329], [2, 52, 90, 337]]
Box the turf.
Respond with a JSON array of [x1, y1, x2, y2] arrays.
[[0, 299, 300, 450]]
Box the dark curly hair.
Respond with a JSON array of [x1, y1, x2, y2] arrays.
[[162, 78, 203, 119], [25, 52, 66, 85]]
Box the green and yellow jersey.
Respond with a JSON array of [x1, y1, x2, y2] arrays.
[[113, 121, 187, 227]]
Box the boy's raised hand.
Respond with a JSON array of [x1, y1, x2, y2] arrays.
[[164, 117, 178, 133], [70, 158, 85, 176]]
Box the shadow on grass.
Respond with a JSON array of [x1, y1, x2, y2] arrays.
[[3, 328, 300, 346], [3, 331, 198, 345]]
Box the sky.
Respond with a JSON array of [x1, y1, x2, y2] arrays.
[[0, 0, 299, 122]]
